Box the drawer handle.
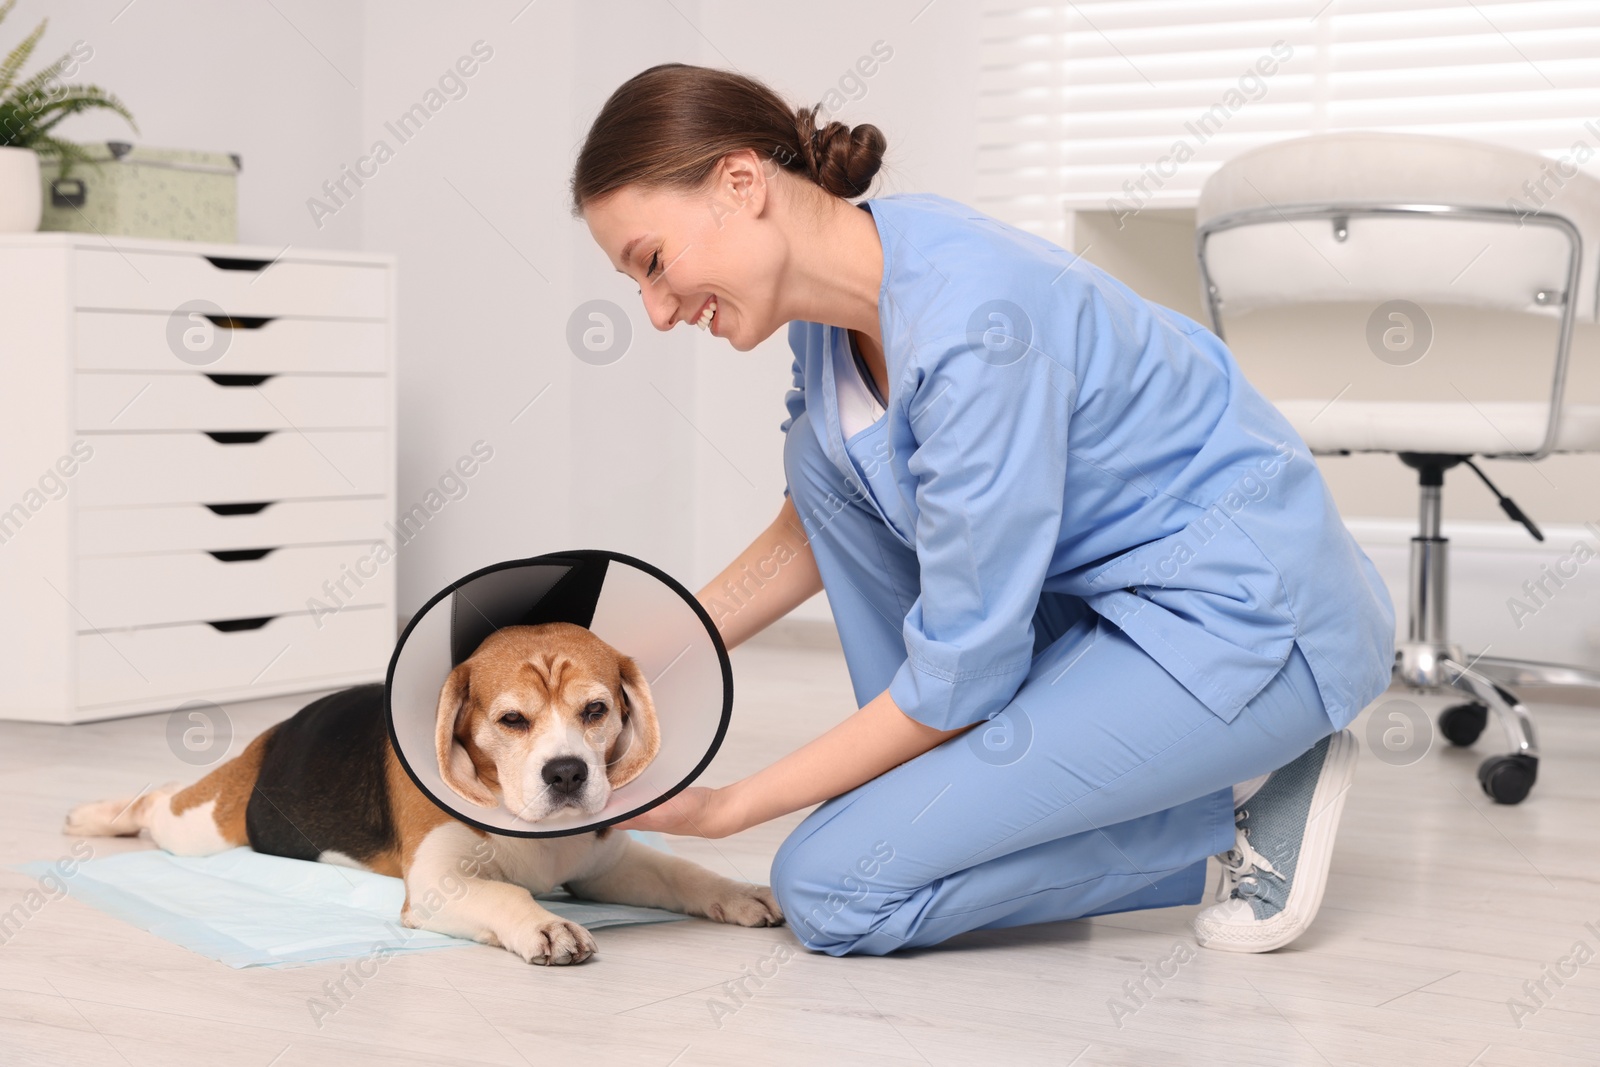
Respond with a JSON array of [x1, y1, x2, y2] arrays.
[[201, 314, 275, 330], [204, 255, 276, 272], [204, 501, 275, 516], [205, 373, 275, 387], [203, 430, 274, 444], [209, 547, 277, 562], [207, 615, 277, 633]]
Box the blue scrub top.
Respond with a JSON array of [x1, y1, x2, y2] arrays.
[[780, 192, 1396, 735]]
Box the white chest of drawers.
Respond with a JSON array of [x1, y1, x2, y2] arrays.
[[0, 234, 397, 723]]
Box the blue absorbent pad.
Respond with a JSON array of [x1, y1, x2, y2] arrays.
[[13, 830, 688, 969]]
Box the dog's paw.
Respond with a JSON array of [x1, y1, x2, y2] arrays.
[[503, 917, 598, 966], [704, 883, 784, 927]]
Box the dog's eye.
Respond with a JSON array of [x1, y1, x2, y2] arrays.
[[499, 711, 528, 728], [583, 700, 607, 720]]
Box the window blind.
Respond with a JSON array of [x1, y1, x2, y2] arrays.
[[976, 0, 1600, 245]]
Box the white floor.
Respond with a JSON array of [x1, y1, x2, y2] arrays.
[[3, 631, 1599, 1066]]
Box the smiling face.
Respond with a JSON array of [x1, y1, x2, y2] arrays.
[[433, 622, 661, 823], [581, 149, 795, 352]]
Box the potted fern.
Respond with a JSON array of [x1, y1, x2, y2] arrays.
[[0, 0, 135, 232]]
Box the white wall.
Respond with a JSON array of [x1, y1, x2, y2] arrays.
[[21, 0, 366, 250], [359, 1, 598, 621]]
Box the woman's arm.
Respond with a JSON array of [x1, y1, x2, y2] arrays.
[[613, 684, 974, 838], [723, 685, 973, 831], [695, 494, 823, 652]]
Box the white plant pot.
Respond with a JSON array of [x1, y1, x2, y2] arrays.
[[0, 146, 43, 233]]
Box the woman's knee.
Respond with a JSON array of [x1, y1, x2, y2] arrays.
[[780, 409, 828, 499], [782, 410, 871, 529], [770, 819, 902, 957]]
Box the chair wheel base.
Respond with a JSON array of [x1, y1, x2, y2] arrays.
[[1478, 753, 1538, 805], [1438, 702, 1488, 746]]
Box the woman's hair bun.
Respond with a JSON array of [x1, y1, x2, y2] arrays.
[[569, 65, 889, 215], [793, 105, 886, 200]]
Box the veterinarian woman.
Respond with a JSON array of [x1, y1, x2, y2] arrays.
[[576, 64, 1396, 958]]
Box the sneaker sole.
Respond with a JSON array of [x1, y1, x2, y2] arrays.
[[1192, 728, 1359, 953]]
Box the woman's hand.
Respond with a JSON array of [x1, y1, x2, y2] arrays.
[[611, 785, 744, 839]]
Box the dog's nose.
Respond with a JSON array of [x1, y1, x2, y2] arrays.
[[542, 756, 589, 795]]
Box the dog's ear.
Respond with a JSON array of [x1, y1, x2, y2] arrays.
[[434, 661, 499, 808], [606, 654, 660, 789]]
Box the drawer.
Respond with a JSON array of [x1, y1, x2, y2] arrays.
[[76, 605, 393, 710], [76, 430, 390, 506], [74, 248, 388, 318], [77, 373, 387, 431], [77, 498, 391, 556], [75, 312, 388, 374], [78, 544, 391, 630]]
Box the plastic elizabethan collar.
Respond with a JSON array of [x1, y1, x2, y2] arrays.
[[384, 550, 732, 837]]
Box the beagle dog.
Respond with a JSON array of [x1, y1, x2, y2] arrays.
[[66, 621, 783, 965]]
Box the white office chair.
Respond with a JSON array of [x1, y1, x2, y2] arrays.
[[1195, 130, 1600, 804]]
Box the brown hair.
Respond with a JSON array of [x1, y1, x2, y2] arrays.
[[569, 63, 886, 217]]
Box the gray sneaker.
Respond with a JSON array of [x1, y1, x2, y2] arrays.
[[1192, 728, 1359, 952]]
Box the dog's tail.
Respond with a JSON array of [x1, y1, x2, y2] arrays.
[[64, 725, 276, 855]]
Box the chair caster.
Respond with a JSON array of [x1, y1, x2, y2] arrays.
[[1438, 702, 1488, 746], [1477, 753, 1538, 805]]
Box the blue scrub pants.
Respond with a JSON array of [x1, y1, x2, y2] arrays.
[[768, 409, 1337, 957]]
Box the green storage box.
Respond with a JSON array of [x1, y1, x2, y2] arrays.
[[38, 142, 242, 243]]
